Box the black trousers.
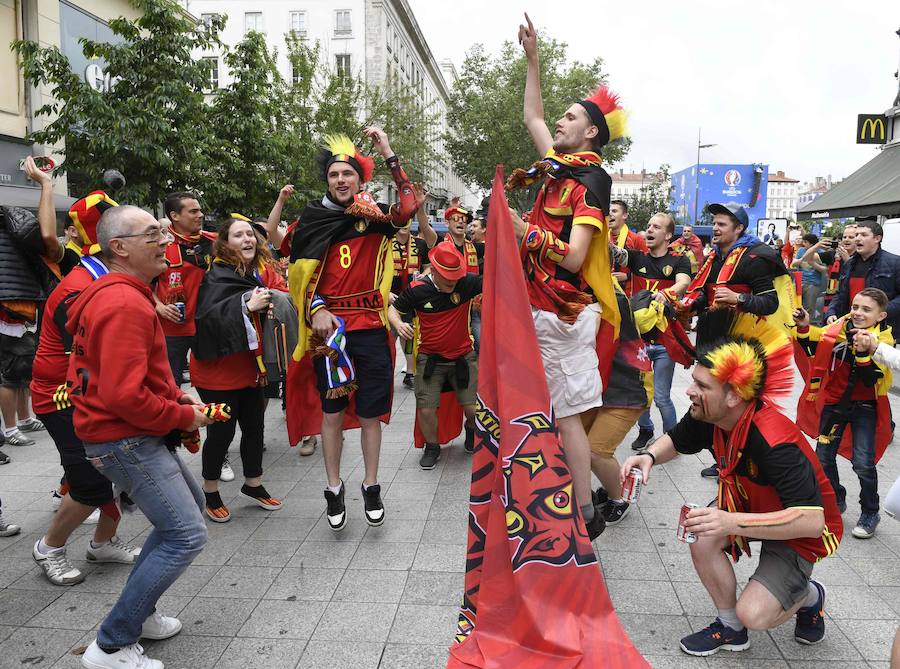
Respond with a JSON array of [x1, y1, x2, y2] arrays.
[[196, 386, 265, 481], [165, 336, 193, 385]]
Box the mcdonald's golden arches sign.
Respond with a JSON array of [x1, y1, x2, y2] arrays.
[[857, 114, 887, 145]]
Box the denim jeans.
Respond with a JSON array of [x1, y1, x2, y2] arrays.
[[84, 435, 207, 649], [815, 401, 879, 514], [638, 344, 677, 433]]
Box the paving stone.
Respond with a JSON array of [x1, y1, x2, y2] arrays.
[[23, 591, 118, 631], [333, 569, 408, 603], [411, 543, 466, 573], [237, 599, 327, 640], [606, 579, 683, 615], [142, 634, 231, 668], [178, 597, 258, 637], [350, 542, 415, 571], [833, 619, 899, 662], [0, 627, 83, 669], [198, 565, 281, 599], [401, 571, 464, 606], [312, 601, 397, 642], [613, 613, 692, 656], [297, 640, 383, 669], [264, 567, 344, 602], [379, 644, 449, 669], [227, 540, 298, 567], [287, 541, 360, 569], [420, 519, 469, 545], [599, 551, 669, 581], [215, 638, 307, 669], [249, 517, 317, 542], [387, 604, 458, 645], [362, 520, 426, 543]]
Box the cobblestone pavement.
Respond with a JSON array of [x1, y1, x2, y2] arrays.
[[0, 364, 898, 668]]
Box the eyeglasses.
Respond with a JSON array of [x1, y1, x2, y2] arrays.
[[113, 226, 175, 244]]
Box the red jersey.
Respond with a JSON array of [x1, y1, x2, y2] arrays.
[[31, 266, 96, 414], [525, 177, 605, 312], [156, 232, 214, 337], [392, 274, 483, 359], [66, 273, 194, 442], [190, 265, 287, 391]]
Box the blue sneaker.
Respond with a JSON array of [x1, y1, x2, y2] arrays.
[[851, 512, 880, 539], [794, 580, 826, 645], [680, 618, 749, 656]]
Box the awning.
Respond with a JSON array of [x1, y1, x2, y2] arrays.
[[0, 184, 77, 212], [797, 143, 900, 220]]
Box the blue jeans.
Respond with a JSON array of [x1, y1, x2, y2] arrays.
[[638, 344, 677, 433], [84, 435, 207, 649], [815, 401, 879, 514]]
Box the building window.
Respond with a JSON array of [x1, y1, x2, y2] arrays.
[[289, 11, 306, 36], [335, 54, 351, 77], [203, 57, 219, 90], [200, 13, 218, 27], [290, 64, 301, 85], [335, 10, 351, 35], [245, 12, 263, 34]]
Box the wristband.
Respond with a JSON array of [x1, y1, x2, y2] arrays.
[[637, 450, 656, 466], [309, 294, 326, 318]]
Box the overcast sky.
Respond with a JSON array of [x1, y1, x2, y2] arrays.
[[407, 0, 900, 185]]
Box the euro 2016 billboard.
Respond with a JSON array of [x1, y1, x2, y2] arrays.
[[670, 163, 769, 230]]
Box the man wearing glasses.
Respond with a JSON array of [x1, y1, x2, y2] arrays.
[[67, 206, 212, 669]]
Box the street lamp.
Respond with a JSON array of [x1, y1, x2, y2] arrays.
[[693, 128, 717, 225]]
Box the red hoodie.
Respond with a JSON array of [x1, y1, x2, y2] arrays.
[[66, 272, 195, 443]]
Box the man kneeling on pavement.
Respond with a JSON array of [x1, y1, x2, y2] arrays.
[[388, 241, 481, 469], [621, 311, 842, 657]]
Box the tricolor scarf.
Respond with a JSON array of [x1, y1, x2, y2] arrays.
[[392, 235, 421, 289], [714, 402, 757, 562], [316, 316, 357, 399]]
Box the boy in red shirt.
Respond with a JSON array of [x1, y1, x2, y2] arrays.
[[389, 242, 482, 469]]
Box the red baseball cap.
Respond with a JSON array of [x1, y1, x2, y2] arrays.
[[428, 241, 467, 281]]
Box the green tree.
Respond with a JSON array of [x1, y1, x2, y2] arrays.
[[445, 37, 630, 209], [624, 166, 673, 230], [13, 0, 222, 212]]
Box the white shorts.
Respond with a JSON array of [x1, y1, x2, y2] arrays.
[[532, 303, 602, 419]]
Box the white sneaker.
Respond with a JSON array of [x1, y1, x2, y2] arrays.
[[81, 640, 163, 669], [0, 511, 20, 537], [140, 611, 182, 640], [84, 508, 101, 525], [33, 541, 84, 585], [86, 536, 141, 563], [219, 457, 235, 482]]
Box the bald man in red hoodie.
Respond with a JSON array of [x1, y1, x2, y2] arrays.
[[66, 205, 212, 669]]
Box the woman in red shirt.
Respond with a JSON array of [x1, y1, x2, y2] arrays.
[[191, 218, 286, 522]]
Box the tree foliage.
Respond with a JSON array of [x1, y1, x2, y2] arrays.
[[13, 0, 438, 220], [445, 37, 631, 209], [623, 165, 674, 231]]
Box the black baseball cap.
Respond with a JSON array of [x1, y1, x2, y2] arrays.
[[707, 202, 749, 231]]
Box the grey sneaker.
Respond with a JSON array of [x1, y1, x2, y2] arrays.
[[17, 418, 46, 433], [86, 535, 141, 563], [851, 512, 880, 539], [0, 511, 20, 537], [5, 431, 34, 446], [33, 541, 84, 585]]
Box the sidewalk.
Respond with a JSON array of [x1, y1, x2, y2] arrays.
[[0, 365, 898, 668]]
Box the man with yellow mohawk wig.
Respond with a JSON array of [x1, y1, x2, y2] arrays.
[[507, 13, 623, 539], [287, 126, 423, 532], [621, 310, 843, 658]]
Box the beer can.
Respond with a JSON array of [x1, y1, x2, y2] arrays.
[[677, 503, 699, 543], [622, 467, 643, 503], [174, 302, 186, 323]]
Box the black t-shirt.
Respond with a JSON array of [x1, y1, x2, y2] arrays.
[[851, 253, 874, 279], [59, 247, 81, 276], [667, 411, 822, 508], [627, 251, 692, 281]]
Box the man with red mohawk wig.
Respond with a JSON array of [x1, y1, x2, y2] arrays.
[[287, 127, 424, 531], [621, 311, 842, 657], [507, 13, 624, 539]]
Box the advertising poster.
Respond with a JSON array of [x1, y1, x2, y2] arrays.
[[670, 163, 769, 231]]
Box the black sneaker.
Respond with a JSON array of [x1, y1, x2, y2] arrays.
[[630, 428, 653, 451], [592, 487, 609, 507], [680, 618, 749, 656], [700, 464, 720, 479], [0, 449, 9, 465], [464, 425, 475, 453], [585, 510, 606, 540], [794, 580, 826, 645], [361, 484, 385, 526], [419, 443, 440, 470], [324, 481, 346, 531], [402, 373, 414, 389], [600, 500, 630, 526]]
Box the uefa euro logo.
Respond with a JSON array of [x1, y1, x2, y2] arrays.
[[723, 169, 742, 197]]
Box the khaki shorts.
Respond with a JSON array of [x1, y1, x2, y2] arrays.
[[748, 540, 814, 611], [532, 303, 601, 419], [581, 407, 644, 456], [414, 351, 478, 408]]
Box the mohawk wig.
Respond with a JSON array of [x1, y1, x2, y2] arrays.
[[577, 85, 628, 148], [316, 134, 375, 184], [696, 310, 794, 406]]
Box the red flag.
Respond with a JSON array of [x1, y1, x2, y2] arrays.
[[447, 167, 649, 669], [414, 390, 464, 448]]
